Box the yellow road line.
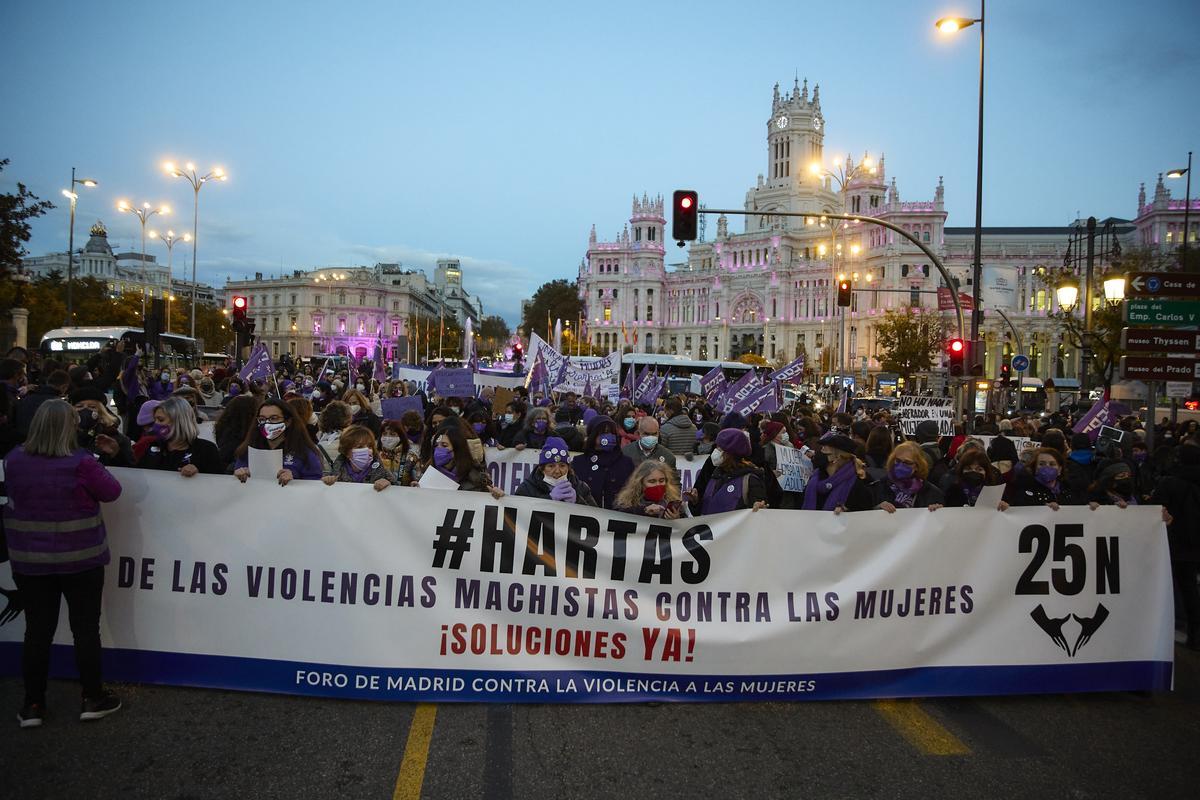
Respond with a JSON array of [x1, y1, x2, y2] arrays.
[[393, 703, 438, 800], [874, 699, 970, 756]]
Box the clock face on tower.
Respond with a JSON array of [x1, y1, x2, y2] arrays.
[[776, 116, 788, 129]]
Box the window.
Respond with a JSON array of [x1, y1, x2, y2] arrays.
[[338, 291, 346, 305], [392, 321, 399, 336], [647, 304, 653, 321], [291, 294, 297, 305], [359, 293, 366, 306], [313, 318, 322, 334], [393, 301, 400, 311], [289, 341, 297, 355], [272, 341, 280, 357], [910, 287, 921, 307], [923, 231, 930, 243], [648, 227, 656, 242], [339, 318, 346, 333], [315, 295, 322, 306], [635, 227, 641, 242], [604, 307, 612, 322], [273, 317, 279, 332]]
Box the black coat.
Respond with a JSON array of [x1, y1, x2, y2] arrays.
[[1003, 472, 1086, 507], [874, 479, 945, 509], [134, 437, 225, 474], [571, 449, 635, 509], [514, 467, 597, 506], [1152, 463, 1200, 562]]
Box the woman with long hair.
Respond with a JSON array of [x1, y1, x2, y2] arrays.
[[70, 385, 133, 467], [422, 420, 502, 496], [4, 400, 123, 726], [213, 394, 258, 470], [800, 434, 875, 513], [614, 460, 683, 519], [874, 441, 945, 513], [341, 388, 382, 438], [233, 398, 323, 485], [943, 449, 1007, 509], [1004, 446, 1086, 509]]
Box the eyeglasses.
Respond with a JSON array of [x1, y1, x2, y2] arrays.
[[257, 416, 285, 424]]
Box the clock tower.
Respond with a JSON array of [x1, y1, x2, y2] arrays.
[[744, 77, 840, 231]]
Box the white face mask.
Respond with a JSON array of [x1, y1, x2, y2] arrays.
[[543, 473, 566, 487], [778, 432, 791, 445], [355, 383, 365, 392], [710, 449, 725, 467], [381, 435, 401, 450], [349, 404, 361, 415]]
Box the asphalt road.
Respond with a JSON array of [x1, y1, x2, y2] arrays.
[[3, 641, 1198, 800]]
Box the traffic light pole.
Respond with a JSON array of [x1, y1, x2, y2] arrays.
[[697, 208, 969, 419]]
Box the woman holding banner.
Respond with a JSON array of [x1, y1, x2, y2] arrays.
[[695, 429, 767, 515], [233, 399, 324, 485], [943, 450, 1007, 509], [615, 460, 682, 519], [128, 397, 224, 477], [378, 419, 417, 486], [572, 415, 635, 509], [800, 434, 875, 513], [515, 436, 596, 506], [513, 407, 551, 451], [426, 421, 502, 497], [5, 400, 124, 727], [1003, 447, 1085, 509], [341, 388, 382, 439], [874, 441, 944, 513]]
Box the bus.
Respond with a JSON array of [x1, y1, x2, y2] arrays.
[[40, 327, 199, 366]]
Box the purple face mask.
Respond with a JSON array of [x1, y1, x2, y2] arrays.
[[433, 446, 454, 468], [533, 419, 548, 433], [1035, 465, 1059, 486], [228, 384, 241, 397], [151, 423, 171, 441], [472, 422, 486, 435], [890, 462, 915, 481]]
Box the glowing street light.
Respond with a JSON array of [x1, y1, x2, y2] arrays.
[[62, 168, 98, 324], [165, 159, 228, 340], [1056, 277, 1080, 312], [118, 199, 169, 320]]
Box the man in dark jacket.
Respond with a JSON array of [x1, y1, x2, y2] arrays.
[[1152, 441, 1200, 650], [15, 370, 70, 439], [1063, 432, 1098, 499], [913, 420, 949, 489], [658, 398, 697, 456], [551, 408, 584, 451]]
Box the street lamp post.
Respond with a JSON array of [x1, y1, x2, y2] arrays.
[[62, 168, 98, 325], [1167, 152, 1193, 269], [148, 229, 191, 332], [117, 200, 169, 322], [165, 161, 227, 341], [937, 2, 987, 389]]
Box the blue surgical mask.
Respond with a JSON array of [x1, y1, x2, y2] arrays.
[[640, 435, 659, 450], [622, 418, 636, 431]]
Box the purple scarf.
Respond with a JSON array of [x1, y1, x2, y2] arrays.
[[802, 460, 859, 510], [890, 476, 924, 508]]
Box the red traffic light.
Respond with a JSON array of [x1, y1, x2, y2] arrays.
[[232, 295, 247, 310], [672, 190, 699, 242], [680, 196, 693, 210], [948, 338, 965, 353]]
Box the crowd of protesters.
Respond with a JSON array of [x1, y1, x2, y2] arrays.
[[1, 340, 1199, 728]]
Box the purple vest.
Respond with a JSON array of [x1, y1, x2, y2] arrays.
[[701, 472, 745, 514], [3, 448, 121, 575]]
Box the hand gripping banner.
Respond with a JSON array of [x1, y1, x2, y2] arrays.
[[0, 469, 1173, 703]]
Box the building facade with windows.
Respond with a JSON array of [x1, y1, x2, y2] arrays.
[[579, 79, 1197, 386], [21, 221, 179, 303], [223, 261, 483, 361]]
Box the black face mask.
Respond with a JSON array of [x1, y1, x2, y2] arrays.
[[1112, 479, 1134, 495], [77, 409, 98, 431], [961, 471, 985, 487], [810, 451, 829, 472]]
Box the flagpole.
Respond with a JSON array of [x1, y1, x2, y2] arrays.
[[438, 313, 444, 363]]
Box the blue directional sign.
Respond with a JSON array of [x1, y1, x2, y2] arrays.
[[1011, 354, 1030, 372]]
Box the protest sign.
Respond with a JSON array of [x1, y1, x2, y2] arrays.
[[429, 368, 475, 398], [394, 367, 524, 396], [418, 467, 461, 491], [773, 444, 812, 493], [1, 470, 1171, 703], [247, 447, 283, 481], [896, 396, 956, 436], [528, 334, 621, 395], [974, 435, 1034, 455], [382, 396, 424, 420]]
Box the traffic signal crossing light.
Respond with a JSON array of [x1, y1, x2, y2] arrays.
[[231, 295, 248, 327], [968, 338, 985, 377], [672, 190, 698, 243], [837, 278, 852, 307], [999, 362, 1012, 387], [947, 337, 966, 376]]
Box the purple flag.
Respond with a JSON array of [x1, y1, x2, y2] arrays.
[[699, 365, 727, 401], [632, 365, 655, 402], [621, 362, 636, 399], [582, 374, 593, 399], [835, 386, 848, 414], [239, 343, 274, 383], [1072, 392, 1115, 443], [732, 381, 781, 416], [721, 369, 761, 412], [373, 340, 387, 383], [769, 355, 806, 385], [638, 375, 666, 405]]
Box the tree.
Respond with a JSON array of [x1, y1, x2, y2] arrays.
[[874, 307, 947, 386], [478, 314, 510, 356], [0, 158, 54, 279], [737, 353, 768, 366], [520, 279, 583, 341]]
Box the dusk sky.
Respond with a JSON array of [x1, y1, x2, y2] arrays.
[[2, 0, 1197, 326]]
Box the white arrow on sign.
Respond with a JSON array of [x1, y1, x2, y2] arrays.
[[1129, 275, 1145, 294]]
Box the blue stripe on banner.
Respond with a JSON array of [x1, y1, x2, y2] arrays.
[[0, 643, 1174, 703]]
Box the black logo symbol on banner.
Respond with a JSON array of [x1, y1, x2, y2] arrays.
[[1030, 603, 1109, 657]]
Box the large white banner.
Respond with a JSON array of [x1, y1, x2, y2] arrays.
[[393, 367, 525, 395], [0, 469, 1173, 703], [528, 333, 621, 395], [485, 447, 707, 495]]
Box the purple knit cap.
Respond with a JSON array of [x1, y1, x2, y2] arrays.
[[136, 399, 162, 426], [539, 436, 571, 464], [714, 428, 750, 458]]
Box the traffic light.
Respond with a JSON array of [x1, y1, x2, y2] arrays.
[[672, 190, 699, 243], [231, 295, 248, 327], [947, 337, 966, 376], [999, 362, 1011, 387], [968, 338, 985, 377], [837, 278, 852, 307]]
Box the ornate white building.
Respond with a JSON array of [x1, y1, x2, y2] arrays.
[[579, 79, 1196, 389], [224, 260, 482, 362]]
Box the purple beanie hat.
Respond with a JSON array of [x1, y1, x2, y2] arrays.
[[539, 436, 572, 464]]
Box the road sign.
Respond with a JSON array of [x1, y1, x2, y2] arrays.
[[1166, 381, 1193, 399], [1124, 299, 1200, 327], [1120, 355, 1200, 382], [1126, 272, 1200, 298], [1120, 328, 1200, 352], [1011, 354, 1029, 371]]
